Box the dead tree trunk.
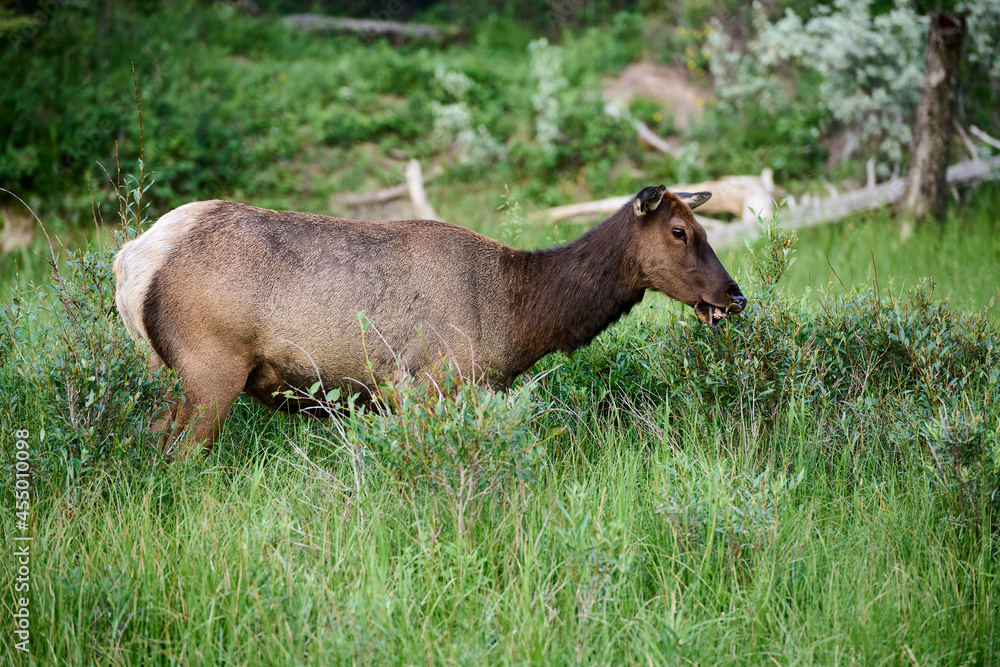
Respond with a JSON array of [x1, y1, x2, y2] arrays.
[[897, 11, 966, 222]]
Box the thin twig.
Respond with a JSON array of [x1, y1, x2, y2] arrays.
[[132, 62, 145, 186]]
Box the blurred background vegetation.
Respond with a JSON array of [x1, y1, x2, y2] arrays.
[[2, 0, 998, 216]]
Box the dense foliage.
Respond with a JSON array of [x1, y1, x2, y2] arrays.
[[0, 0, 645, 221], [5, 0, 996, 225], [0, 170, 180, 491], [706, 0, 1000, 175]]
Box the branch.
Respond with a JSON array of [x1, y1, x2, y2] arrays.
[[604, 102, 678, 158], [955, 124, 980, 162], [405, 160, 439, 221], [633, 120, 678, 157], [970, 125, 1000, 151], [332, 164, 444, 208], [281, 15, 459, 44]]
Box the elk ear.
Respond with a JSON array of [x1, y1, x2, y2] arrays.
[[676, 191, 712, 210], [633, 185, 667, 218]]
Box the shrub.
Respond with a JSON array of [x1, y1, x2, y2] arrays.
[[656, 453, 803, 568], [651, 213, 997, 423], [1, 170, 180, 491], [704, 0, 1000, 170], [310, 363, 548, 539], [628, 95, 675, 137], [892, 393, 1000, 533]]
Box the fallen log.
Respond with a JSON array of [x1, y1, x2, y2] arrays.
[[539, 156, 999, 248], [684, 172, 774, 223], [405, 159, 439, 221], [281, 14, 458, 44], [541, 170, 775, 224], [783, 155, 1000, 232], [332, 164, 444, 207]]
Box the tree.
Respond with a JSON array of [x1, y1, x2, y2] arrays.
[[897, 9, 967, 222], [705, 0, 999, 214]]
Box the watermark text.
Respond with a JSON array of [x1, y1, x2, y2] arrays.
[[12, 428, 32, 653]]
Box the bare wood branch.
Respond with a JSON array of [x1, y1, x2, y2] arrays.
[[281, 15, 457, 43], [332, 164, 444, 207], [633, 120, 678, 157], [955, 125, 980, 162], [970, 125, 1000, 151], [405, 160, 439, 221], [866, 156, 877, 189], [604, 102, 679, 158]]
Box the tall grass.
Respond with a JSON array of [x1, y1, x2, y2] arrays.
[[6, 413, 997, 664], [771, 183, 1000, 314]]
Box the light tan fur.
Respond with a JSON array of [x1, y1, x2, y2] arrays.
[[115, 189, 744, 458], [114, 201, 215, 340]]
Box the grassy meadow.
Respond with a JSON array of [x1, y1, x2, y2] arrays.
[[2, 2, 1000, 664]]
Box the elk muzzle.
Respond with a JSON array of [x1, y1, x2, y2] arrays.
[[693, 284, 747, 327]]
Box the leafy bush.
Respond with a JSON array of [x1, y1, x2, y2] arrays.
[[892, 393, 1000, 533], [1, 2, 650, 221], [689, 100, 830, 180], [314, 364, 548, 538], [0, 171, 180, 491], [533, 208, 999, 529], [628, 95, 675, 137], [704, 0, 1000, 170], [528, 37, 566, 153], [655, 213, 997, 424]]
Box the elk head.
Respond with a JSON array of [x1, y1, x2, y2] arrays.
[[632, 185, 746, 325]]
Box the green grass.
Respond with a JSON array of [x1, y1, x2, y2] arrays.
[[7, 408, 996, 664], [775, 187, 1000, 314]]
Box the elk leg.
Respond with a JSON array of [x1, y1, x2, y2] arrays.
[[164, 349, 252, 460], [147, 350, 178, 452]]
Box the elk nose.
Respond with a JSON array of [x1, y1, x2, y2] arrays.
[[728, 286, 747, 313]]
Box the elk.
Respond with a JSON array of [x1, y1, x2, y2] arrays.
[[114, 186, 745, 458]]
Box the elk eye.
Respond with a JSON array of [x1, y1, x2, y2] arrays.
[[671, 228, 686, 240]]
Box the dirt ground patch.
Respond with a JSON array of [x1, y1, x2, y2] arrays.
[[602, 62, 710, 131], [1, 206, 35, 253]]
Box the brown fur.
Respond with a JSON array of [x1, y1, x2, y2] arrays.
[[114, 186, 744, 458]]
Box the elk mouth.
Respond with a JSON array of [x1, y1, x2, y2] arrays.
[[693, 301, 735, 327]]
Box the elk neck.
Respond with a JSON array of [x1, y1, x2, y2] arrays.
[[506, 208, 645, 366]]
